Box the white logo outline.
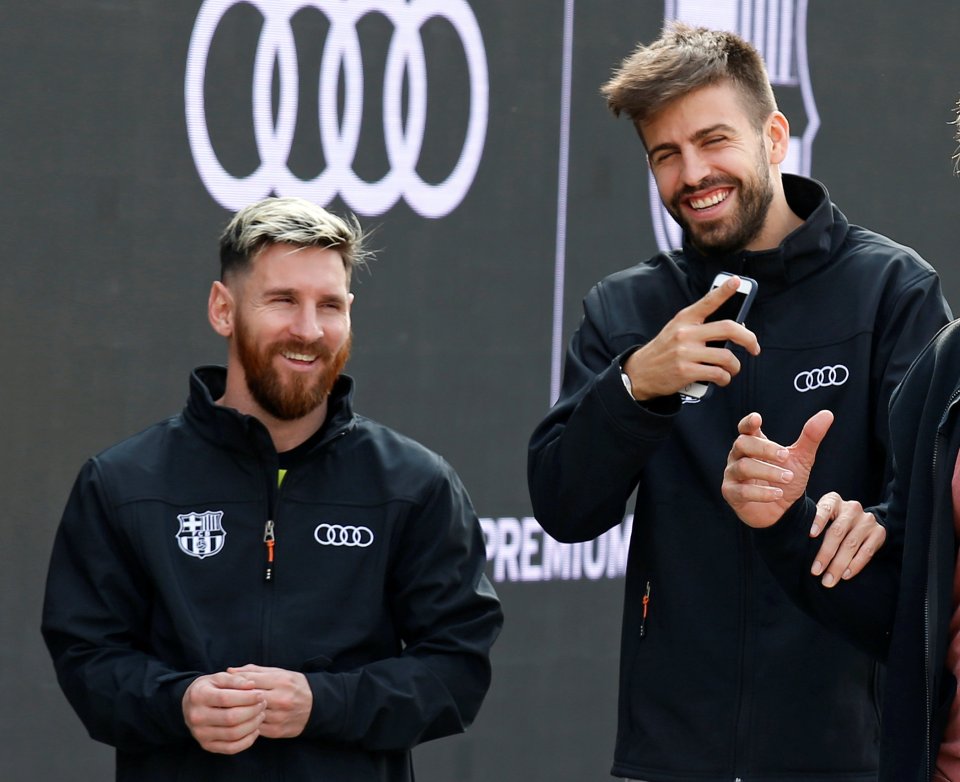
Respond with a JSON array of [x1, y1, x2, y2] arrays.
[[185, 0, 488, 218], [793, 364, 849, 393], [314, 523, 375, 547]]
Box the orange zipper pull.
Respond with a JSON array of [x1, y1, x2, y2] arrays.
[[264, 520, 275, 582], [639, 581, 651, 638]]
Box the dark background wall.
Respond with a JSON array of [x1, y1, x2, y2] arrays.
[[3, 1, 959, 779]]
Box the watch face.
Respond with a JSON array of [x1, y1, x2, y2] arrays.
[[621, 372, 634, 399]]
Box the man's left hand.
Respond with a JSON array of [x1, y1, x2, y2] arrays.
[[228, 664, 313, 739], [808, 492, 887, 588]]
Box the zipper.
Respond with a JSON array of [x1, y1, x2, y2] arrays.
[[732, 307, 761, 779], [263, 519, 275, 581]]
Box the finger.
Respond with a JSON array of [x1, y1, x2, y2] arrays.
[[809, 491, 841, 537], [193, 700, 266, 728], [227, 663, 268, 674], [840, 524, 887, 580], [725, 452, 794, 486], [792, 410, 835, 463], [730, 432, 790, 466], [814, 505, 868, 586], [198, 683, 264, 708], [737, 412, 764, 436], [685, 273, 741, 319], [203, 671, 259, 690], [721, 477, 784, 504], [196, 713, 265, 754], [697, 320, 760, 356]]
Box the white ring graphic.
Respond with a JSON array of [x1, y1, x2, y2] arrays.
[[314, 523, 375, 547], [185, 0, 488, 218], [793, 364, 849, 392]]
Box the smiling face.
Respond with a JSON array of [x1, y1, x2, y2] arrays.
[[641, 81, 784, 255], [210, 242, 353, 422]]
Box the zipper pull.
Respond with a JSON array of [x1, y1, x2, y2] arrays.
[[639, 581, 651, 638], [263, 520, 275, 582]]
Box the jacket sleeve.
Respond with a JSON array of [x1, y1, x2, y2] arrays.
[[750, 496, 901, 660], [866, 266, 951, 515], [41, 459, 197, 751], [301, 461, 502, 750], [528, 282, 680, 543]]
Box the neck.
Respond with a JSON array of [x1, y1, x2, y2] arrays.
[[217, 370, 330, 453], [259, 403, 329, 453], [745, 174, 804, 252]]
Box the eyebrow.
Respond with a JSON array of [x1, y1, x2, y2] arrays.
[[263, 287, 347, 304], [647, 123, 738, 159]]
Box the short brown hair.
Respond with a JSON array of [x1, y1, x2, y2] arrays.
[[601, 22, 777, 134]]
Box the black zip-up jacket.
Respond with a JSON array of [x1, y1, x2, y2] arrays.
[[42, 367, 503, 782], [754, 318, 960, 781], [528, 175, 950, 781]]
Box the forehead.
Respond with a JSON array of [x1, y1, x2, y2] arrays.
[[246, 243, 349, 291], [640, 82, 753, 147]]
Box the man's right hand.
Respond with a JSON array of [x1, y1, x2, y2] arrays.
[[621, 275, 760, 400], [182, 671, 266, 755], [722, 410, 834, 528]]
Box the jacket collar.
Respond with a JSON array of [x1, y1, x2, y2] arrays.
[[681, 174, 850, 299], [183, 365, 357, 456]]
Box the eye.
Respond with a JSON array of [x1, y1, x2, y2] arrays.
[[651, 149, 677, 167]]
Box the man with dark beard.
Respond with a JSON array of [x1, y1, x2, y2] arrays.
[[527, 23, 950, 782], [42, 196, 502, 782]]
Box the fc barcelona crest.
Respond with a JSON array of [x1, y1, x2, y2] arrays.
[[176, 511, 226, 559]]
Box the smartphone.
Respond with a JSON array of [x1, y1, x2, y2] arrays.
[[679, 272, 758, 400]]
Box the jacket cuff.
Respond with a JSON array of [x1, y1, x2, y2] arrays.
[[751, 495, 818, 559], [597, 352, 681, 435], [158, 674, 200, 741], [303, 672, 349, 740]]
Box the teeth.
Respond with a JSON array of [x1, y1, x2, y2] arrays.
[[283, 351, 316, 362], [690, 190, 729, 210]]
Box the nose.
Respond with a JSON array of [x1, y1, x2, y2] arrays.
[[289, 304, 323, 342], [679, 148, 711, 187]]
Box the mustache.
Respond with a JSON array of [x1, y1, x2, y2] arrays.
[[271, 339, 334, 360], [676, 175, 737, 200]]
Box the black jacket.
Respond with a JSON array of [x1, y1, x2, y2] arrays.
[[528, 175, 950, 781], [42, 367, 503, 782], [756, 318, 960, 782]]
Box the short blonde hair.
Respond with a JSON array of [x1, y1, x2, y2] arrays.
[[219, 197, 370, 284]]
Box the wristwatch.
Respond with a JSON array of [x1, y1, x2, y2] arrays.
[[620, 370, 637, 401]]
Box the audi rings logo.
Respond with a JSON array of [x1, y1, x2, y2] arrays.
[[794, 364, 850, 393], [314, 523, 375, 547], [185, 0, 488, 218]]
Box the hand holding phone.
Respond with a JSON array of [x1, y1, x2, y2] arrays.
[[679, 272, 758, 400]]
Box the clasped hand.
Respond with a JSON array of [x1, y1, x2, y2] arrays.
[[182, 664, 313, 754]]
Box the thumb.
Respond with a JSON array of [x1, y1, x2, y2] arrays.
[[793, 410, 834, 461]]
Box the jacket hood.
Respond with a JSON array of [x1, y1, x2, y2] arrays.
[[681, 174, 850, 299]]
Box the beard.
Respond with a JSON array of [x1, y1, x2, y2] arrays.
[[667, 151, 774, 256], [235, 317, 351, 421]]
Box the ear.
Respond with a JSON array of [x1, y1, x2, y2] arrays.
[[208, 281, 235, 337], [766, 111, 790, 166]]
